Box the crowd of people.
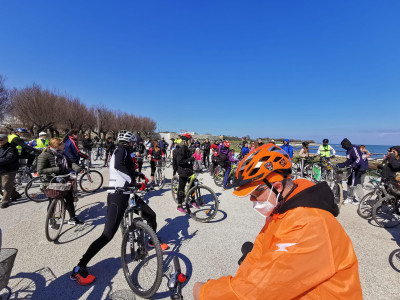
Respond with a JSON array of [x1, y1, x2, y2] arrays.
[[2, 128, 400, 299]]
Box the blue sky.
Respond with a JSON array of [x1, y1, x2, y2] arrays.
[[1, 1, 399, 145]]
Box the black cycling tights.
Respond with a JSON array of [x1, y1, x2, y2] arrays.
[[78, 192, 157, 267]]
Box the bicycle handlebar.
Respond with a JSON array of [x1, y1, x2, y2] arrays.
[[103, 183, 154, 193]]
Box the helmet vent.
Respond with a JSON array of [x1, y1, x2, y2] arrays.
[[259, 156, 270, 162], [249, 168, 259, 176], [273, 157, 282, 162]]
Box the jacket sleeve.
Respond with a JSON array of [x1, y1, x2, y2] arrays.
[[200, 214, 348, 300], [0, 147, 19, 166], [37, 153, 61, 175], [71, 139, 89, 159], [388, 154, 400, 170], [330, 146, 336, 155], [289, 146, 293, 158], [342, 148, 360, 168], [113, 148, 135, 184]]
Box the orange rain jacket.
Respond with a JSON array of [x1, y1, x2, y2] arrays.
[[200, 179, 363, 299]]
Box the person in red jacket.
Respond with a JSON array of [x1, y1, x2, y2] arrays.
[[193, 143, 362, 300]]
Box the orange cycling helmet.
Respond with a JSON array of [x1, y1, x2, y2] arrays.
[[233, 143, 292, 197], [223, 140, 231, 148]]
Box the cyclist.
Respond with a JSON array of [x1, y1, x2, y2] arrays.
[[209, 141, 219, 175], [175, 133, 196, 213], [103, 136, 115, 167], [299, 141, 310, 177], [37, 137, 83, 225], [377, 146, 400, 195], [337, 138, 365, 205], [317, 138, 336, 163], [257, 138, 263, 147], [133, 137, 146, 173], [64, 129, 89, 165], [82, 133, 93, 167], [147, 140, 166, 184], [30, 132, 49, 150], [202, 138, 211, 169], [8, 128, 40, 170], [158, 137, 169, 153], [281, 139, 293, 159], [219, 141, 238, 190], [193, 143, 362, 299], [71, 130, 168, 285]]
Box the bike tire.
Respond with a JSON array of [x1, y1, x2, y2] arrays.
[[121, 220, 163, 299], [25, 177, 49, 202], [79, 170, 103, 193], [332, 183, 343, 209], [291, 162, 300, 179], [153, 168, 165, 190], [45, 198, 65, 242], [303, 164, 313, 180], [372, 198, 400, 228], [185, 184, 219, 222], [213, 166, 224, 187], [357, 190, 379, 219], [171, 175, 179, 204]]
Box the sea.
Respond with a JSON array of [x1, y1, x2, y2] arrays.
[[292, 144, 393, 160]]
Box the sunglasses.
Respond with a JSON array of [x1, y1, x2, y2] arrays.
[[250, 184, 269, 198], [0, 139, 5, 142]]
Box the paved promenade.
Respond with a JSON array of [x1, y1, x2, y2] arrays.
[[1, 161, 399, 299]]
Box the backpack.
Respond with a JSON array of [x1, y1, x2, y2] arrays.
[[218, 149, 230, 167]]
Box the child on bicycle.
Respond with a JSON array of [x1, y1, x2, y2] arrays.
[[219, 141, 238, 190], [71, 131, 168, 286]]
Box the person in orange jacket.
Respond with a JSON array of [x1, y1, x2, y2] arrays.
[[193, 143, 362, 300]]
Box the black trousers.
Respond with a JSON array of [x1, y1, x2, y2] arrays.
[[202, 151, 210, 168], [78, 192, 157, 267], [177, 176, 190, 205]]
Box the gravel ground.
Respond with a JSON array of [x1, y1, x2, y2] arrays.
[[1, 160, 399, 299]]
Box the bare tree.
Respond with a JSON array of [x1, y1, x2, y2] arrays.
[[10, 84, 59, 135], [0, 75, 11, 123]]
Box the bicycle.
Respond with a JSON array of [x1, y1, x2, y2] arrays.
[[165, 256, 187, 300], [371, 182, 400, 228], [25, 160, 103, 202], [153, 159, 166, 190], [171, 173, 219, 222], [44, 174, 79, 242], [291, 156, 314, 180], [103, 185, 163, 299], [357, 175, 382, 219], [213, 163, 237, 188], [92, 147, 105, 161]]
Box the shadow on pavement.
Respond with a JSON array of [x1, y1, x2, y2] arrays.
[[55, 201, 107, 245]]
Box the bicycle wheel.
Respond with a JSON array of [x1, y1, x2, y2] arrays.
[[357, 190, 379, 219], [153, 168, 165, 190], [45, 198, 65, 242], [14, 170, 32, 194], [171, 175, 179, 204], [372, 198, 400, 228], [185, 184, 219, 222], [79, 170, 103, 193], [92, 151, 98, 161], [121, 220, 163, 299], [213, 166, 224, 187], [25, 177, 49, 202], [332, 183, 343, 209], [291, 162, 301, 179]]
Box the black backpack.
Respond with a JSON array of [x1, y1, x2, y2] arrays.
[[218, 149, 230, 167]]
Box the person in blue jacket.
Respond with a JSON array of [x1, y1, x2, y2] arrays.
[[64, 129, 89, 165], [281, 139, 293, 159], [241, 142, 250, 157], [337, 138, 365, 205]]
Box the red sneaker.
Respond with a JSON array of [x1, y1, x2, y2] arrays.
[[70, 266, 95, 285]]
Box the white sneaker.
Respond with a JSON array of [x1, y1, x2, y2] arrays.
[[343, 199, 352, 205], [351, 199, 359, 206]]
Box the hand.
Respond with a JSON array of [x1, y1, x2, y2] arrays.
[[193, 282, 206, 300]]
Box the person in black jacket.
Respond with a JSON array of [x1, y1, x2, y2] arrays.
[[8, 128, 40, 170], [378, 146, 400, 195], [175, 133, 196, 213], [103, 137, 115, 167], [133, 137, 146, 173], [337, 138, 365, 205], [202, 138, 211, 169], [0, 134, 21, 208], [82, 133, 93, 167]]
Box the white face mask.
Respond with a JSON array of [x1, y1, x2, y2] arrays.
[[252, 188, 280, 217]]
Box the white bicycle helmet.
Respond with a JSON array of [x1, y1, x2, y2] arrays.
[[117, 130, 136, 144]]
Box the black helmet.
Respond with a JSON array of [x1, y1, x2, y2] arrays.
[[323, 139, 329, 144]]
